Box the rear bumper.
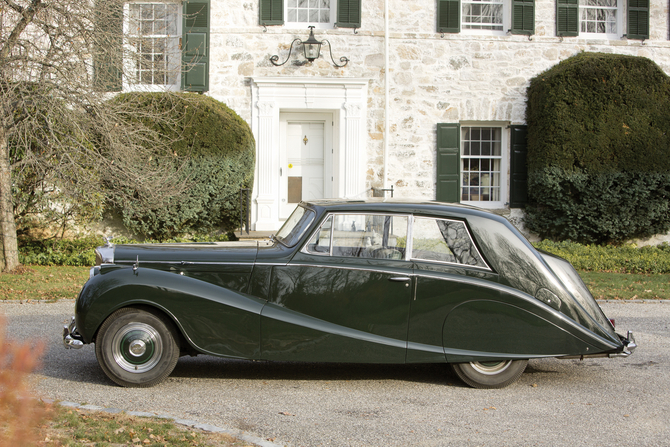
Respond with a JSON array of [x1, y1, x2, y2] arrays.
[[560, 331, 637, 360], [63, 316, 84, 349]]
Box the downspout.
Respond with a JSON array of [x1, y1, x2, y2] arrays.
[[383, 0, 389, 191]]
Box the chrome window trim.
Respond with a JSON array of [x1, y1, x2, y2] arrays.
[[300, 212, 412, 260], [410, 216, 491, 271]]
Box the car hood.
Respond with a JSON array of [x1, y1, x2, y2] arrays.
[[106, 241, 260, 265]]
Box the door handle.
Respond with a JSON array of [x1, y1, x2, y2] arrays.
[[280, 167, 282, 176], [389, 276, 411, 282]]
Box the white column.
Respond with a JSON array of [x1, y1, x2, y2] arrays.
[[343, 102, 364, 198], [254, 100, 279, 230]]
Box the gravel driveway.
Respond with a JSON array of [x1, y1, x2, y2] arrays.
[[2, 300, 668, 446]]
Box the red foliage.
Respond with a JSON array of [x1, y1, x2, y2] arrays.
[[0, 316, 50, 446]]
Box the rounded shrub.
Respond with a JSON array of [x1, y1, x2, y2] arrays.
[[525, 53, 670, 244], [107, 93, 255, 240]]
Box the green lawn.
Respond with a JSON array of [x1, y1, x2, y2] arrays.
[[579, 271, 669, 300], [1, 265, 668, 301], [0, 266, 89, 301]]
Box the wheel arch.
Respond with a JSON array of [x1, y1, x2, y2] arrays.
[[90, 303, 196, 356]]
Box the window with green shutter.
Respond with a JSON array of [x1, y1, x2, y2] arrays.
[[509, 125, 528, 208], [437, 0, 460, 34], [260, 0, 284, 26], [182, 0, 210, 92], [556, 0, 578, 37], [511, 0, 534, 35], [436, 123, 461, 203], [627, 0, 649, 40]]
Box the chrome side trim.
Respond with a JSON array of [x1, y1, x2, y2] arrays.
[[115, 260, 256, 266]]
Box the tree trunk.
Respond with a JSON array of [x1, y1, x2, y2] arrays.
[[0, 129, 19, 271]]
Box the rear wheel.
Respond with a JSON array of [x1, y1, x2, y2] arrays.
[[95, 308, 179, 388], [450, 359, 528, 389]]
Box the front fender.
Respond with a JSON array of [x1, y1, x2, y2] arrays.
[[76, 266, 265, 359]]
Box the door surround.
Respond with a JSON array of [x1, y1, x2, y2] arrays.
[[250, 77, 368, 231]]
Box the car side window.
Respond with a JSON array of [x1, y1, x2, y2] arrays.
[[305, 214, 408, 259], [411, 217, 487, 268], [305, 216, 333, 255]]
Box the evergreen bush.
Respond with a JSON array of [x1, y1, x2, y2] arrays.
[[525, 52, 670, 244], [107, 93, 255, 240], [18, 233, 231, 266]]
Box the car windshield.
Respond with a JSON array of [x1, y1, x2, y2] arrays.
[[275, 205, 315, 247]]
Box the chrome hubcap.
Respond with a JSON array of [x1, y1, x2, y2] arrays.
[[111, 323, 163, 373], [470, 360, 513, 375]]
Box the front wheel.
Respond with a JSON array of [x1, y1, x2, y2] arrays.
[[450, 359, 528, 389], [95, 308, 180, 387]]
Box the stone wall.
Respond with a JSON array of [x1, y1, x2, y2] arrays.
[[209, 0, 670, 203]]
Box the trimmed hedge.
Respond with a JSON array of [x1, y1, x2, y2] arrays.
[[107, 93, 255, 240], [534, 240, 670, 274], [525, 169, 670, 244], [18, 234, 231, 266], [525, 53, 670, 244]]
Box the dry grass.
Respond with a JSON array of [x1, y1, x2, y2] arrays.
[[41, 406, 253, 447]]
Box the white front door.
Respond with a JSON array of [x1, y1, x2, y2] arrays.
[[279, 113, 333, 219]]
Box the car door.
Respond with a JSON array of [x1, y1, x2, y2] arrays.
[[405, 216, 500, 363], [261, 213, 412, 363]]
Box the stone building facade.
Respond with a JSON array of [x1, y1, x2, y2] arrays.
[[123, 0, 670, 231]]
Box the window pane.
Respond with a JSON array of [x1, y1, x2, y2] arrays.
[[580, 0, 617, 34], [288, 0, 332, 23], [128, 3, 180, 86], [460, 126, 502, 202], [330, 214, 407, 259], [462, 0, 504, 31], [412, 218, 487, 268], [305, 216, 332, 255]]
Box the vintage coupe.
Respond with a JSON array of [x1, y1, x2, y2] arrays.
[[64, 199, 636, 388]]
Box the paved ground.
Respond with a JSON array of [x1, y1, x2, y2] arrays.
[[2, 300, 669, 446]]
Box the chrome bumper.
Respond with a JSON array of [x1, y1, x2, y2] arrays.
[[63, 316, 84, 349], [560, 331, 637, 360], [610, 331, 637, 358]]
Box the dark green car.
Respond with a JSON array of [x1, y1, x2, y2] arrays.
[[63, 199, 636, 388]]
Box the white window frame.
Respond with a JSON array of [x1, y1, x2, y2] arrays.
[[123, 2, 182, 91], [579, 0, 621, 38], [459, 122, 508, 210], [285, 0, 337, 29], [460, 0, 510, 35]]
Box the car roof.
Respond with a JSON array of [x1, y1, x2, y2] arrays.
[[301, 198, 506, 222]]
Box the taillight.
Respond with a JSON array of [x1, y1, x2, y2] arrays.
[[609, 318, 616, 328]]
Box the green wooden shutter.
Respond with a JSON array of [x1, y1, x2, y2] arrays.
[[511, 0, 534, 35], [260, 0, 284, 26], [436, 123, 461, 203], [627, 0, 649, 40], [336, 0, 362, 28], [437, 0, 460, 34], [509, 125, 528, 208], [93, 1, 123, 92], [556, 0, 578, 37], [182, 0, 209, 92]]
